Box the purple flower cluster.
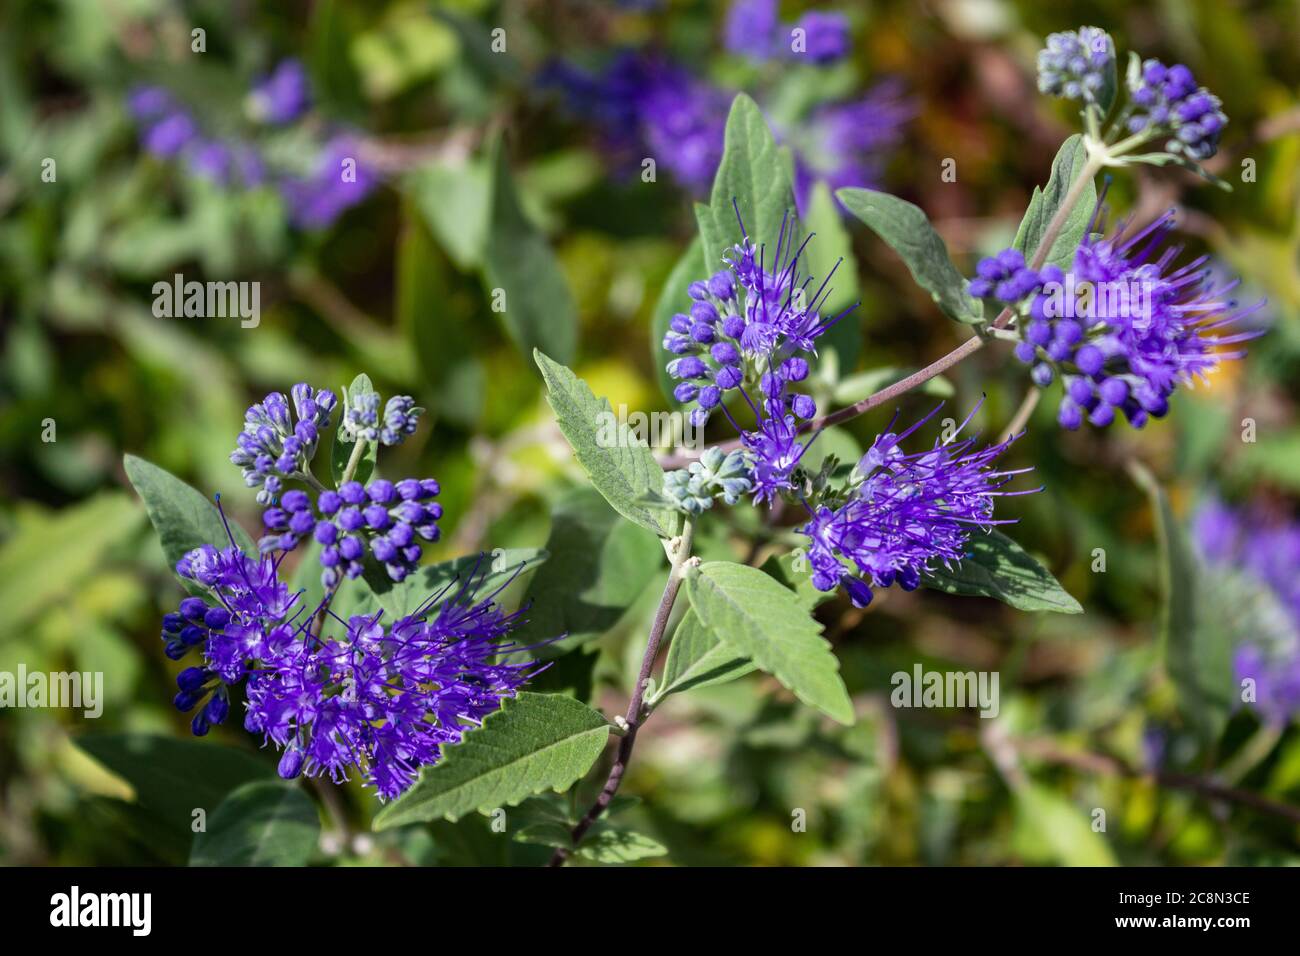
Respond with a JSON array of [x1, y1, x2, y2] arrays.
[[975, 211, 1259, 431], [126, 60, 378, 228], [543, 13, 907, 206], [968, 248, 1055, 307], [1035, 27, 1115, 104], [261, 478, 443, 586], [167, 529, 538, 798], [1127, 60, 1227, 161], [1194, 499, 1300, 724], [665, 213, 845, 425], [798, 403, 1030, 608], [724, 0, 851, 66], [231, 384, 336, 504], [165, 539, 302, 735], [662, 215, 857, 507], [127, 87, 264, 186], [247, 59, 311, 125], [246, 566, 539, 799]]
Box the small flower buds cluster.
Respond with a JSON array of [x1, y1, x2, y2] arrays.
[[967, 248, 1057, 307], [663, 447, 754, 514], [1126, 59, 1227, 161], [261, 478, 443, 585], [341, 390, 424, 447], [231, 384, 336, 504], [1036, 27, 1115, 104]]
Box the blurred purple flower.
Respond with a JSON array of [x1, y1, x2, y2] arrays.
[[248, 58, 311, 125], [278, 135, 378, 229], [724, 0, 780, 61], [792, 11, 851, 65]]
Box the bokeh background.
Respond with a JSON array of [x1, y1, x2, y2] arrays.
[[1, 0, 1298, 866]]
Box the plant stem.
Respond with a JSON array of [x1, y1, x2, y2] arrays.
[[1001, 388, 1042, 442], [547, 519, 696, 867], [339, 437, 369, 486]]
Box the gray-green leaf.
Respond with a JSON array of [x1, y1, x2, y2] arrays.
[[190, 781, 320, 867], [921, 530, 1082, 614], [124, 454, 255, 568], [837, 188, 983, 325], [685, 561, 854, 724], [514, 488, 663, 659], [373, 693, 611, 829], [650, 608, 755, 704], [1013, 135, 1097, 270], [482, 137, 577, 364], [534, 350, 674, 538], [694, 93, 795, 270]]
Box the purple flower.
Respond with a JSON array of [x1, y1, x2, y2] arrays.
[[248, 59, 311, 125], [791, 81, 912, 210], [1193, 498, 1300, 724], [799, 403, 1032, 606], [664, 212, 851, 434], [793, 12, 851, 65], [1036, 27, 1115, 104], [244, 561, 543, 799], [141, 111, 198, 158], [262, 476, 442, 586], [724, 0, 780, 61], [1127, 59, 1227, 161], [231, 383, 337, 504], [279, 135, 378, 229]]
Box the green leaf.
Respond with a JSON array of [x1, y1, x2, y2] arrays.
[[803, 179, 861, 371], [407, 158, 490, 271], [649, 608, 755, 704], [685, 561, 854, 724], [515, 821, 667, 863], [330, 373, 377, 487], [190, 781, 320, 867], [534, 350, 674, 538], [1124, 152, 1233, 191], [1131, 465, 1236, 742], [1012, 783, 1116, 866], [837, 188, 983, 324], [921, 530, 1082, 614], [1013, 135, 1098, 270], [75, 734, 274, 835], [482, 137, 577, 364], [694, 93, 795, 269], [650, 237, 705, 403], [373, 693, 611, 829], [0, 492, 141, 636], [514, 488, 663, 658], [123, 454, 255, 569], [371, 547, 547, 621]]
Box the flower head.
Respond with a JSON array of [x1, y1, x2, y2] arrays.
[[261, 476, 442, 585], [1127, 59, 1227, 161], [244, 560, 542, 799], [230, 383, 336, 504], [1036, 27, 1116, 104], [792, 12, 851, 65], [1193, 498, 1300, 724], [799, 403, 1031, 606], [279, 134, 378, 229], [248, 59, 311, 125]]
